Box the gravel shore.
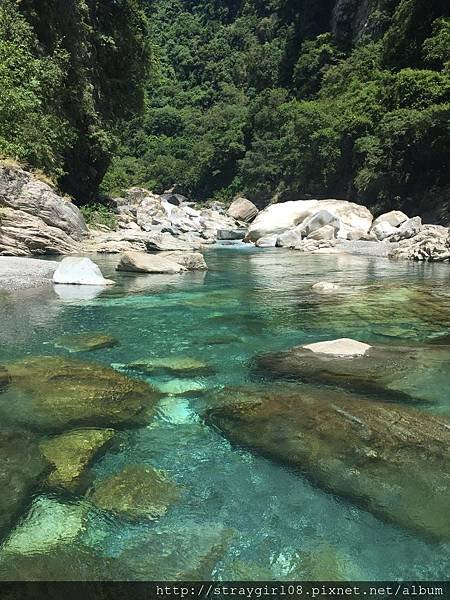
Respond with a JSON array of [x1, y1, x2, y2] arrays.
[[0, 257, 58, 291]]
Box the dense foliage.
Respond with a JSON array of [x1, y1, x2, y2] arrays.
[[0, 0, 151, 201], [103, 0, 450, 216], [0, 0, 449, 216]]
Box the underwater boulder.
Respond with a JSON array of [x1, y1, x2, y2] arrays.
[[205, 385, 450, 541], [40, 428, 116, 493], [54, 332, 119, 353], [88, 464, 181, 521], [252, 339, 441, 403], [0, 428, 49, 536], [0, 366, 10, 392], [128, 355, 214, 377], [2, 356, 161, 432]]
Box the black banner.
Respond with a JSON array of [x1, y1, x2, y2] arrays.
[[0, 581, 448, 600]]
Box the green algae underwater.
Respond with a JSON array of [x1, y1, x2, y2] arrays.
[[0, 246, 449, 581]]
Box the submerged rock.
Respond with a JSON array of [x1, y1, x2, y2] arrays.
[[1, 496, 88, 555], [40, 429, 115, 493], [128, 356, 214, 377], [119, 522, 234, 580], [89, 464, 180, 521], [0, 428, 49, 536], [54, 332, 119, 353], [0, 366, 9, 391], [205, 385, 450, 541], [252, 341, 436, 402], [2, 356, 161, 432], [53, 257, 114, 286], [116, 251, 186, 274], [311, 282, 343, 294]]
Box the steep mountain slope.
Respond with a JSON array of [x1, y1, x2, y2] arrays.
[[104, 0, 450, 219]]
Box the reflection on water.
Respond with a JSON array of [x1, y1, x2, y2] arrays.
[[0, 247, 449, 581]]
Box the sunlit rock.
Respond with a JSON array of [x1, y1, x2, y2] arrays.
[[0, 428, 48, 535], [40, 429, 115, 493], [88, 464, 180, 521], [54, 332, 119, 353], [159, 251, 208, 270], [227, 197, 258, 223], [205, 385, 450, 541], [1, 496, 88, 555], [311, 281, 343, 294], [2, 356, 161, 432], [372, 210, 409, 229], [53, 257, 114, 286], [303, 338, 372, 356]]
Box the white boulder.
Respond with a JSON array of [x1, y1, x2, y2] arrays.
[[388, 217, 422, 242], [371, 221, 398, 241], [255, 235, 278, 247], [303, 338, 372, 356], [53, 257, 114, 286], [246, 199, 373, 243], [307, 224, 336, 241]]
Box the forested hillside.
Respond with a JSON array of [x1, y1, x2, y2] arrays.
[[104, 0, 450, 217], [0, 0, 151, 201], [1, 0, 449, 217]]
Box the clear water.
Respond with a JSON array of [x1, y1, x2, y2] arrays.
[[1, 246, 450, 580]]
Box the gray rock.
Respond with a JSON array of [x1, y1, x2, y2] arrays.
[[160, 251, 208, 271], [307, 224, 336, 241], [227, 197, 258, 223], [146, 233, 195, 252], [217, 229, 247, 241], [371, 221, 398, 241], [116, 252, 186, 274], [300, 210, 340, 237], [388, 216, 422, 242], [389, 224, 450, 261], [255, 235, 278, 247], [276, 229, 303, 248], [0, 162, 87, 256]]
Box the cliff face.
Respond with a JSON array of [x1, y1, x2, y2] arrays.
[[17, 0, 151, 202]]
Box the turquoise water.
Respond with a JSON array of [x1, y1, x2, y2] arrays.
[[0, 246, 450, 580]]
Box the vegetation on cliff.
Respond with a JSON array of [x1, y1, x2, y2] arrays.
[[0, 0, 449, 216]]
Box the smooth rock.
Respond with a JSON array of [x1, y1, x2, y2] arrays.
[[0, 428, 48, 535], [227, 197, 258, 223], [54, 332, 119, 352], [116, 251, 186, 274], [303, 338, 372, 356], [160, 251, 208, 271], [40, 429, 115, 493], [205, 385, 450, 540], [128, 356, 214, 377], [372, 210, 409, 229], [53, 257, 114, 286], [1, 356, 161, 432], [89, 464, 180, 521], [0, 162, 87, 256], [0, 257, 58, 291]]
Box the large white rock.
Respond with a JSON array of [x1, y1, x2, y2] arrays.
[[246, 200, 373, 243], [299, 210, 339, 237], [372, 210, 409, 229], [53, 257, 114, 286], [303, 338, 372, 356], [307, 224, 336, 241], [388, 216, 422, 242], [255, 235, 278, 247]]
